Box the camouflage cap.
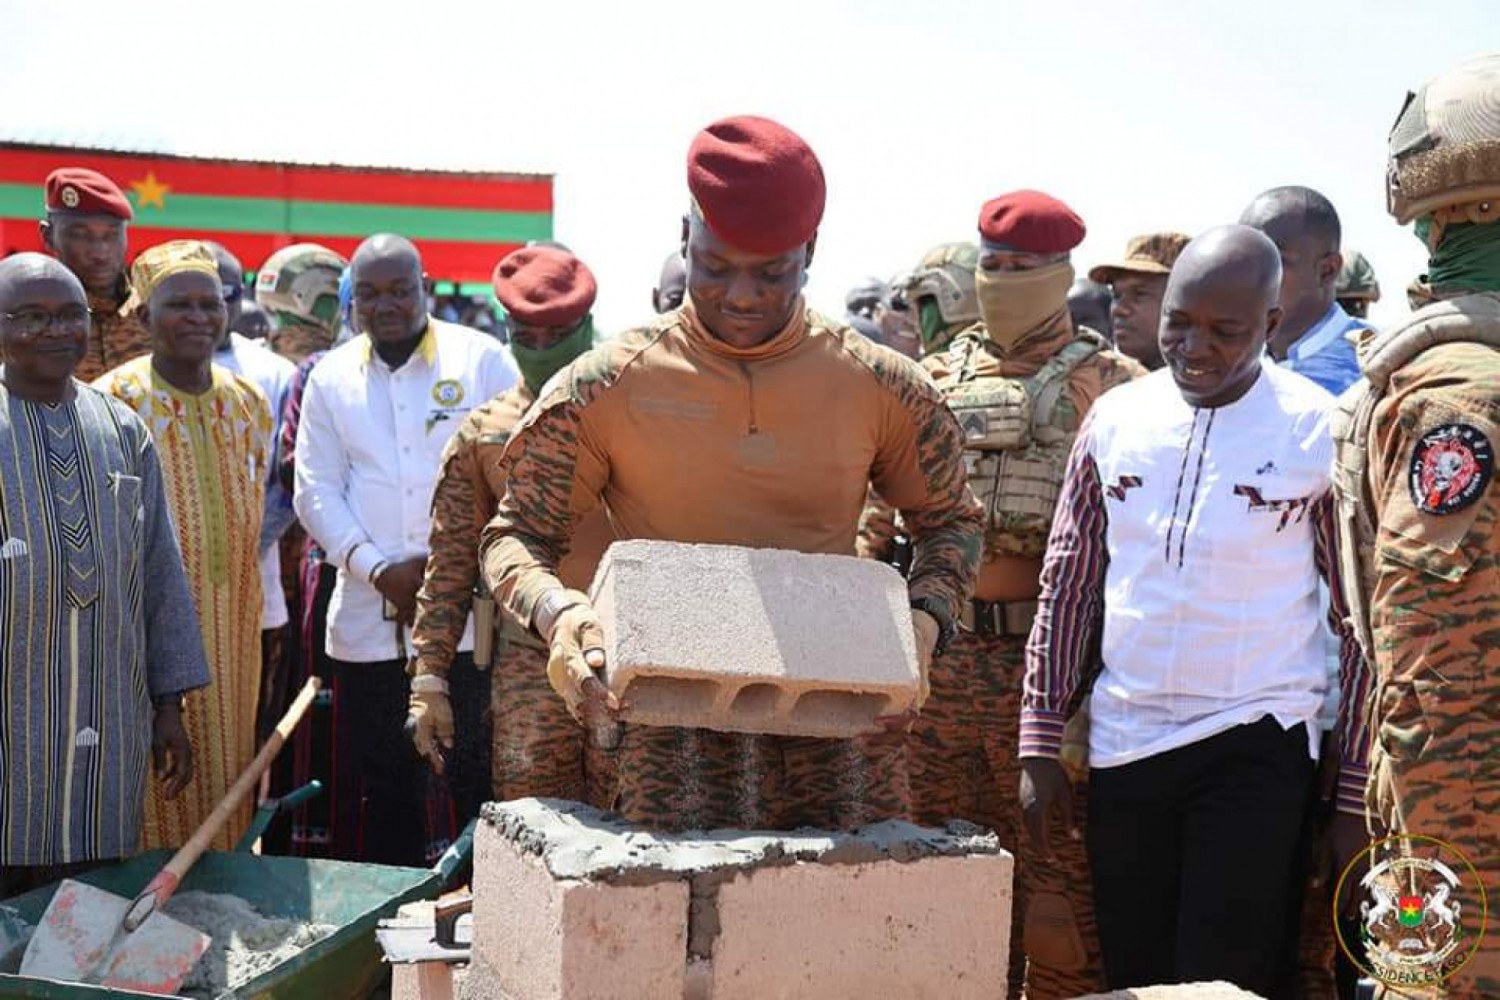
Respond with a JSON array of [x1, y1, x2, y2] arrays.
[[255, 243, 348, 332], [1387, 53, 1500, 224], [1088, 231, 1191, 285], [899, 242, 979, 327], [1336, 250, 1381, 302]]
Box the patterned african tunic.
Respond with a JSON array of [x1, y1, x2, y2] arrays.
[[0, 381, 209, 866], [95, 357, 272, 851]]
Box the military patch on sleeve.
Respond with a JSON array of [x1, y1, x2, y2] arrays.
[[1408, 422, 1493, 515]]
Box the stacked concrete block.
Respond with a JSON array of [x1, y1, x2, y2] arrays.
[[588, 541, 920, 738], [465, 799, 1012, 1000]]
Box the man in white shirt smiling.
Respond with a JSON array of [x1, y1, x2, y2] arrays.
[[1019, 226, 1373, 998], [293, 233, 516, 865]]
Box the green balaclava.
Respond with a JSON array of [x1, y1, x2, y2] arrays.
[[918, 297, 955, 353], [1417, 218, 1500, 293], [511, 315, 596, 395]]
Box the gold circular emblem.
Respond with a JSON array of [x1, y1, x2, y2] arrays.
[[60, 186, 80, 209], [431, 379, 464, 407], [1334, 833, 1488, 990]]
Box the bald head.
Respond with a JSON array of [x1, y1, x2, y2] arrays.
[[1159, 226, 1282, 409], [352, 233, 422, 275], [1169, 226, 1282, 305], [202, 241, 244, 344], [0, 252, 84, 310], [0, 253, 89, 398], [350, 234, 427, 351]]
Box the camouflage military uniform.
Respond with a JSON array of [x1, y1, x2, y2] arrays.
[[75, 278, 150, 384], [481, 306, 982, 833], [1333, 299, 1500, 1000], [1327, 55, 1500, 1000], [412, 389, 617, 808], [911, 311, 1141, 1000]]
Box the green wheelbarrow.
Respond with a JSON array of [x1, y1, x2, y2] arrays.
[[0, 789, 475, 1000]]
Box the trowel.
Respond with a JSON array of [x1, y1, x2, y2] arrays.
[[20, 677, 321, 995]]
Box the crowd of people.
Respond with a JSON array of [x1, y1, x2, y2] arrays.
[[1, 49, 1496, 1000]]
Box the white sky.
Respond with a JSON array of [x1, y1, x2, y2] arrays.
[[0, 0, 1494, 334]]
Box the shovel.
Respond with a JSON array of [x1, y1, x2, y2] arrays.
[[21, 677, 321, 995]]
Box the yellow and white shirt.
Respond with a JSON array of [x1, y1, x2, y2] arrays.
[[294, 318, 517, 662]]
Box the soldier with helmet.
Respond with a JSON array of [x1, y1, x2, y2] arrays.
[[256, 243, 349, 364], [912, 191, 1143, 999], [1331, 52, 1500, 1000], [258, 242, 348, 856], [1336, 251, 1381, 320], [900, 241, 981, 356]]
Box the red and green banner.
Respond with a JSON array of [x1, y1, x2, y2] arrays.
[[0, 143, 553, 285]]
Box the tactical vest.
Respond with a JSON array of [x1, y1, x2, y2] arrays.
[[938, 329, 1106, 558], [1330, 292, 1500, 661]]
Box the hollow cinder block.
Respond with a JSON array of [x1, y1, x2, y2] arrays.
[[588, 541, 920, 737]]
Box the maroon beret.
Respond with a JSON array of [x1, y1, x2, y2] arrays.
[[44, 168, 134, 221], [491, 246, 597, 328], [687, 115, 826, 255], [977, 190, 1084, 255]]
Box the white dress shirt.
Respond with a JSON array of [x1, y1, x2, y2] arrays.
[[216, 332, 297, 630], [1085, 362, 1337, 767], [293, 319, 517, 663]]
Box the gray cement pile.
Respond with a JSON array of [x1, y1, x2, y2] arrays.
[[160, 891, 334, 998]]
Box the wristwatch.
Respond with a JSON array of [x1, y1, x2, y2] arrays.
[[909, 598, 957, 658], [151, 692, 187, 712]]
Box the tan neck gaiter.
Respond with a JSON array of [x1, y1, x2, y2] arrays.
[[975, 261, 1075, 349]]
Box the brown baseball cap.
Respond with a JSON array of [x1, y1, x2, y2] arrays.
[[1088, 231, 1191, 284]]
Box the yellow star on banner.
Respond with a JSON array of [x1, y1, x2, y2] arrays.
[[129, 171, 171, 210]]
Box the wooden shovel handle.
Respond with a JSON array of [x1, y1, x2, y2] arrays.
[[152, 678, 321, 899]]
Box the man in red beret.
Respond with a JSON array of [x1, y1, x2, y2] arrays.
[[480, 115, 983, 833], [906, 190, 1144, 998], [408, 246, 617, 811], [38, 168, 150, 383]]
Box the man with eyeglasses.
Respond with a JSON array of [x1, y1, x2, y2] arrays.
[[38, 168, 150, 383], [293, 233, 516, 865], [0, 253, 209, 896], [207, 243, 299, 747]]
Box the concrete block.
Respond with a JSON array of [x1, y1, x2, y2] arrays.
[[709, 855, 1011, 999], [471, 799, 1010, 1000], [470, 807, 688, 1000], [1070, 985, 1264, 999], [392, 961, 462, 1000], [589, 541, 919, 737]]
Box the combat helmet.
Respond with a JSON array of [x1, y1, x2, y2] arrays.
[[1336, 251, 1381, 303], [1387, 53, 1500, 228], [899, 242, 979, 327], [255, 243, 347, 333]]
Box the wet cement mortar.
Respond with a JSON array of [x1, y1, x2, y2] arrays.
[[483, 797, 1000, 959], [160, 891, 335, 998]]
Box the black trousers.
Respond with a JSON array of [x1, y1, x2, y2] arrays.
[[1087, 716, 1314, 999], [327, 657, 426, 868]]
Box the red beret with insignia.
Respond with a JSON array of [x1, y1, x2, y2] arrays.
[[44, 168, 134, 221], [491, 246, 597, 328], [687, 115, 826, 255], [977, 190, 1084, 254]]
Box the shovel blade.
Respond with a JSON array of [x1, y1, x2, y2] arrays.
[[20, 879, 209, 995]]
